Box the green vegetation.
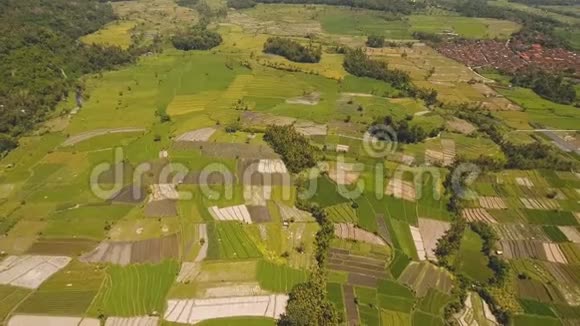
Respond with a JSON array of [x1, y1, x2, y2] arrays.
[[453, 229, 494, 283], [206, 222, 262, 260], [366, 35, 385, 48], [511, 69, 577, 105], [263, 37, 321, 63], [172, 26, 223, 51], [264, 125, 320, 173], [90, 261, 178, 317], [257, 260, 308, 292], [343, 48, 411, 91]]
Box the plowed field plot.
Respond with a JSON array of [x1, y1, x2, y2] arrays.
[[109, 184, 146, 204], [0, 255, 71, 289], [327, 162, 361, 185], [80, 234, 179, 265], [441, 139, 456, 166], [8, 315, 99, 326], [0, 285, 30, 321], [517, 278, 567, 304], [500, 240, 568, 263], [150, 184, 179, 201], [410, 226, 426, 261], [559, 226, 580, 243], [180, 170, 236, 185], [206, 222, 261, 260], [144, 199, 178, 217], [176, 128, 216, 142], [104, 316, 158, 326], [247, 205, 271, 223], [164, 295, 288, 324], [243, 185, 272, 206], [173, 142, 278, 159], [238, 159, 291, 186], [398, 262, 453, 297], [209, 205, 252, 223], [26, 238, 98, 256], [90, 261, 178, 316], [15, 260, 105, 315], [334, 223, 387, 246], [385, 178, 416, 201], [294, 121, 327, 136], [342, 284, 358, 326], [520, 198, 560, 210], [446, 117, 476, 135], [326, 203, 357, 223], [462, 208, 497, 224], [516, 177, 535, 188], [491, 224, 551, 242], [276, 203, 314, 222], [418, 218, 451, 261], [328, 248, 387, 287], [478, 196, 507, 209]]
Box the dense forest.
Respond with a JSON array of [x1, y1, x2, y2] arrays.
[[263, 125, 320, 173], [263, 37, 322, 63], [0, 0, 135, 155], [343, 48, 412, 91], [172, 26, 223, 51], [511, 69, 577, 104], [255, 0, 418, 14]]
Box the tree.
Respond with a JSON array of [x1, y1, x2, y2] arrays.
[[263, 125, 320, 173], [366, 35, 385, 48]]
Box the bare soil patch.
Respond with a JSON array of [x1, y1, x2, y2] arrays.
[[520, 198, 560, 210], [247, 205, 271, 223], [145, 199, 178, 217], [385, 178, 416, 202], [176, 128, 216, 142], [8, 315, 99, 326], [441, 139, 456, 166], [209, 205, 252, 223], [0, 255, 71, 289], [164, 295, 288, 324], [343, 284, 359, 326], [461, 208, 497, 224], [26, 239, 98, 256], [543, 243, 568, 264], [105, 317, 159, 326], [294, 121, 327, 136], [418, 218, 451, 261], [334, 223, 387, 246], [478, 196, 507, 209], [446, 118, 476, 135], [286, 92, 320, 106], [180, 170, 236, 185], [62, 128, 144, 146], [327, 162, 361, 186], [410, 226, 426, 261], [277, 203, 313, 222], [516, 177, 534, 188], [244, 185, 272, 206], [238, 159, 291, 186], [80, 234, 178, 265], [109, 184, 146, 204], [241, 111, 295, 127], [559, 226, 580, 243], [173, 142, 278, 159]]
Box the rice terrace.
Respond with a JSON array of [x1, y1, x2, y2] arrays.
[[0, 0, 579, 325]]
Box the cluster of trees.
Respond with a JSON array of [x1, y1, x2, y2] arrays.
[[171, 26, 223, 51], [343, 48, 412, 91], [227, 0, 257, 8], [371, 115, 441, 144], [448, 0, 571, 48], [435, 219, 467, 268], [366, 35, 385, 48], [511, 69, 577, 104], [279, 185, 339, 324], [255, 0, 417, 14], [456, 108, 577, 171], [0, 0, 135, 154], [263, 37, 322, 63], [263, 125, 320, 173]]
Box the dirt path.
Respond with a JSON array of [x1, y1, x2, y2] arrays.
[[62, 128, 145, 146]]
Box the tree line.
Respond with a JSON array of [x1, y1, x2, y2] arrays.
[[511, 68, 577, 105], [263, 37, 322, 63], [343, 48, 412, 91], [0, 0, 137, 155], [255, 0, 418, 15], [370, 115, 441, 144], [227, 0, 257, 9]]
